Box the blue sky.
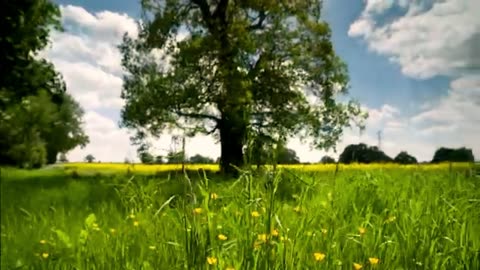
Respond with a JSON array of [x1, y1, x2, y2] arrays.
[[46, 0, 480, 162]]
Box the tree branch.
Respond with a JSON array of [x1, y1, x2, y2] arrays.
[[212, 0, 229, 21], [206, 123, 219, 135], [191, 0, 213, 28], [175, 110, 220, 121], [247, 10, 266, 31]]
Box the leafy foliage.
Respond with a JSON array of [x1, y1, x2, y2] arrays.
[[432, 147, 475, 163], [320, 155, 336, 164], [189, 154, 215, 164], [339, 143, 392, 164], [0, 0, 88, 167], [140, 152, 155, 164], [166, 151, 186, 164], [394, 151, 417, 164], [85, 154, 95, 163], [119, 0, 366, 174]]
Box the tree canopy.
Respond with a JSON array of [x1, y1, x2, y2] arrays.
[[394, 151, 417, 164], [189, 154, 215, 164], [166, 151, 186, 164], [320, 155, 335, 164], [338, 143, 392, 164], [0, 0, 88, 168], [120, 0, 366, 174], [85, 154, 95, 163], [432, 147, 474, 163]]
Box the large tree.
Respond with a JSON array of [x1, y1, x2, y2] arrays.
[[0, 0, 88, 167], [120, 0, 365, 174]]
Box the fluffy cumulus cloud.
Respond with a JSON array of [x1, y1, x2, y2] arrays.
[[348, 0, 480, 160]]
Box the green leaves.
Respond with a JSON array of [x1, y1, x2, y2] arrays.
[[1, 0, 88, 167]]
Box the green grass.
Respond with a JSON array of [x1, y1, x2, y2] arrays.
[[1, 166, 479, 269]]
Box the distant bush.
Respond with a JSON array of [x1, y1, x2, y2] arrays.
[[339, 143, 392, 164], [320, 155, 336, 164], [432, 147, 474, 163], [394, 151, 417, 164], [189, 154, 215, 164]]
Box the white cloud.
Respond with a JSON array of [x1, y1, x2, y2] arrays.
[[365, 0, 395, 14], [349, 0, 480, 79]]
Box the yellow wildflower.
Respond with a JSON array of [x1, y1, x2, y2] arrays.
[[313, 252, 326, 262], [271, 228, 279, 237], [39, 239, 47, 245], [210, 193, 218, 200], [358, 227, 366, 235], [217, 234, 228, 241], [251, 211, 260, 217], [207, 256, 217, 265], [148, 245, 156, 250], [353, 263, 363, 270], [194, 208, 203, 214], [280, 236, 290, 242], [321, 228, 328, 235], [41, 253, 49, 259], [369, 257, 379, 265], [293, 206, 302, 213], [133, 221, 139, 227], [386, 216, 396, 223], [257, 233, 267, 242]]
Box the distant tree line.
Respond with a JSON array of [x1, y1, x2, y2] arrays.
[[335, 143, 474, 164], [133, 141, 474, 166]]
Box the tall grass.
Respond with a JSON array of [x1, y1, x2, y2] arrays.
[[1, 165, 479, 269]]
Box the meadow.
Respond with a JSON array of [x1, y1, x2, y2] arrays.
[[1, 163, 479, 269]]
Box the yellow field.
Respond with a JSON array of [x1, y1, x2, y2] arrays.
[[62, 162, 474, 174]]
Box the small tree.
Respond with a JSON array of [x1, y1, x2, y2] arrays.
[[139, 152, 155, 164], [321, 155, 336, 164], [58, 153, 68, 163], [394, 151, 417, 164], [85, 154, 95, 163], [166, 151, 185, 164], [154, 155, 164, 164], [339, 143, 392, 164], [276, 147, 300, 164], [189, 154, 214, 164]]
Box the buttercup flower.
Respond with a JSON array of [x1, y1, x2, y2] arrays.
[[353, 263, 363, 269], [207, 256, 217, 265], [313, 252, 326, 262]]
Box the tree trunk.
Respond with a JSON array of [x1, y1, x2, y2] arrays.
[[219, 110, 247, 176], [46, 148, 58, 164]]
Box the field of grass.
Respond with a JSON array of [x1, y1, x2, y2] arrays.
[[1, 163, 479, 269]]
